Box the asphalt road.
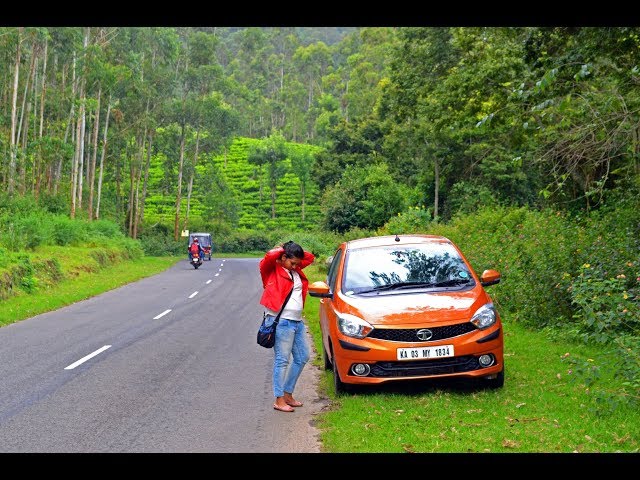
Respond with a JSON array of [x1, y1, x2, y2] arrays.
[[0, 257, 328, 453]]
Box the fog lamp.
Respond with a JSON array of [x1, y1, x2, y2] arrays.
[[478, 354, 494, 367], [351, 363, 371, 376]]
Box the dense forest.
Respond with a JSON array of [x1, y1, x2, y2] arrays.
[[0, 26, 639, 407], [1, 27, 638, 235]]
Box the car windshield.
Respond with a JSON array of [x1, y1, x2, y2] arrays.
[[343, 243, 474, 294], [191, 235, 211, 247]]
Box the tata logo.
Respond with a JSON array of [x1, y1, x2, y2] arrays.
[[416, 328, 433, 341]]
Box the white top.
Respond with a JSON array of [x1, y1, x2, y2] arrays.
[[265, 267, 304, 321]]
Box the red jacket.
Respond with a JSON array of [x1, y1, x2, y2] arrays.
[[259, 246, 315, 312]]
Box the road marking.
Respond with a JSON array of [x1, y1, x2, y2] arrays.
[[189, 291, 198, 298], [65, 345, 111, 370], [206, 279, 212, 284], [215, 273, 220, 277], [153, 309, 172, 319]]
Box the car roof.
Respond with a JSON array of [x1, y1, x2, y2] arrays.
[[344, 234, 453, 250]]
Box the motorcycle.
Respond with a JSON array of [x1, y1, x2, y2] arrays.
[[190, 254, 203, 269]]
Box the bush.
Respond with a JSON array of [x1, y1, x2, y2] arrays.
[[379, 206, 433, 234], [51, 215, 86, 246], [426, 206, 579, 328]]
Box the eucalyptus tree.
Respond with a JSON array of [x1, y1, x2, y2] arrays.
[[246, 130, 288, 219], [224, 28, 273, 138], [264, 28, 299, 133], [341, 27, 398, 123], [292, 41, 332, 141], [520, 27, 640, 210], [176, 29, 239, 234], [41, 27, 84, 198], [2, 27, 51, 197], [381, 27, 533, 220], [288, 146, 316, 223]]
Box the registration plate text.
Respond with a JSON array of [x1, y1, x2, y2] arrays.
[[397, 344, 454, 360]]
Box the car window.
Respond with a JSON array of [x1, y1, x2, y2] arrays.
[[326, 248, 343, 292], [342, 244, 474, 294]]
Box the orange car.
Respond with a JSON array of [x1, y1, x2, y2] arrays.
[[308, 234, 504, 393]]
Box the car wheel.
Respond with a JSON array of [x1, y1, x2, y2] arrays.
[[332, 353, 349, 395], [322, 342, 332, 371], [483, 367, 504, 389]]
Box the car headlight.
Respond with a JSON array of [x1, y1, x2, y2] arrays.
[[337, 314, 373, 339], [470, 303, 497, 329]]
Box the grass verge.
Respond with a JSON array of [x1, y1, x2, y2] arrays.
[[0, 250, 180, 327]]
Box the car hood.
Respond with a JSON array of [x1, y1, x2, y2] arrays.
[[337, 288, 489, 325]]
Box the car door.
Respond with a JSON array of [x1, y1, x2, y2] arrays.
[[320, 247, 344, 361]]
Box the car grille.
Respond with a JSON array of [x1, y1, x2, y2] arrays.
[[366, 323, 476, 342], [367, 355, 480, 378]]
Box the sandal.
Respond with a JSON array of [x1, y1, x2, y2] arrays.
[[285, 400, 303, 407], [273, 403, 295, 412]]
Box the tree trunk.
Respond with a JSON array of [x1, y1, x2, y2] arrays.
[[8, 28, 23, 195], [301, 181, 306, 222], [88, 85, 101, 221], [95, 96, 111, 220], [35, 37, 48, 200], [183, 129, 200, 232], [127, 138, 139, 237], [55, 53, 77, 196], [70, 102, 82, 219], [173, 122, 186, 241], [16, 40, 36, 191], [434, 156, 440, 220], [137, 131, 153, 231]]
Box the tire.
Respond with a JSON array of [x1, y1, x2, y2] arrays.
[[322, 342, 332, 371], [483, 367, 504, 389], [332, 354, 349, 395]]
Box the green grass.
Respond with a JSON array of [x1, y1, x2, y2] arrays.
[[0, 249, 181, 327], [0, 250, 262, 328], [302, 263, 640, 453]]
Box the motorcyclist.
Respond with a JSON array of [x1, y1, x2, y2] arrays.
[[188, 237, 204, 262]]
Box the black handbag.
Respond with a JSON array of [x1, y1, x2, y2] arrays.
[[257, 274, 294, 348]]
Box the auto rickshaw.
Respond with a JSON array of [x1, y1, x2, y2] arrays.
[[188, 232, 213, 260]]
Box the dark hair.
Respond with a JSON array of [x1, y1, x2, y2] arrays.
[[282, 240, 304, 259]]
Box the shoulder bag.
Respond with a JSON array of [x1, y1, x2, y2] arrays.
[[257, 272, 294, 348]]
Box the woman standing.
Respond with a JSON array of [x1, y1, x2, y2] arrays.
[[259, 241, 315, 412]]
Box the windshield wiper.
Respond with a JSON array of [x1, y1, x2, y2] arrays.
[[357, 281, 438, 293], [432, 278, 472, 287]]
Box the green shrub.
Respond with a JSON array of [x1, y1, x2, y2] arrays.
[[51, 215, 86, 246], [424, 206, 578, 327], [216, 230, 272, 253], [89, 219, 126, 240], [379, 206, 433, 234]]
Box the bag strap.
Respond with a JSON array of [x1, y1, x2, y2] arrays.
[[273, 270, 294, 326]]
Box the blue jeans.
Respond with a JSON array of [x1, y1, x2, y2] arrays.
[[270, 317, 310, 398]]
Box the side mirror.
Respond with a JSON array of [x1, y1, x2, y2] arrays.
[[309, 280, 332, 298], [480, 269, 501, 287]]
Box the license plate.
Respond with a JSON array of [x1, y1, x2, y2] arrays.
[[397, 344, 454, 360]]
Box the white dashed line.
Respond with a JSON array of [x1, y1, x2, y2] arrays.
[[206, 279, 212, 284], [153, 309, 172, 319], [65, 345, 111, 370], [215, 273, 220, 277], [189, 291, 199, 298]]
